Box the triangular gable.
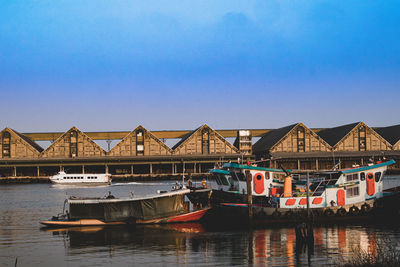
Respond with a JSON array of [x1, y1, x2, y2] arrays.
[[41, 126, 106, 158], [253, 124, 298, 154], [0, 127, 43, 158], [172, 124, 239, 155], [324, 122, 391, 151], [253, 123, 331, 154], [270, 123, 332, 152], [108, 125, 173, 156], [317, 122, 360, 147]]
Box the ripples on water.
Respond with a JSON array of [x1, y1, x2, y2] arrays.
[[1, 178, 400, 266]]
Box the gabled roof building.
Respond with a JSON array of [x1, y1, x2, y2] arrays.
[[253, 123, 331, 159], [108, 125, 172, 157], [172, 124, 239, 155], [41, 126, 106, 158], [317, 122, 391, 152], [0, 127, 43, 159]]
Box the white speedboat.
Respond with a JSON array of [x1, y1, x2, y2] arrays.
[[49, 171, 112, 185]]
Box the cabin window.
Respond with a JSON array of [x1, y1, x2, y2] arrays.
[[202, 128, 210, 154], [297, 126, 305, 152], [273, 173, 285, 181], [375, 172, 382, 182], [69, 130, 78, 157], [214, 175, 222, 185], [230, 172, 242, 182], [358, 126, 366, 151], [236, 172, 246, 181], [360, 172, 365, 181], [2, 131, 11, 158], [346, 173, 358, 182], [136, 130, 144, 156], [220, 175, 229, 186], [346, 186, 359, 198]]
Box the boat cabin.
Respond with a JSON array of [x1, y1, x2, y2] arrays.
[[277, 160, 394, 209], [209, 162, 289, 196]]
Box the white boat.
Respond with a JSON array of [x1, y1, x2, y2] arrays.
[[189, 159, 399, 225], [49, 171, 112, 185]]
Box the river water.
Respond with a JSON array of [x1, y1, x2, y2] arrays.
[[1, 177, 400, 267]]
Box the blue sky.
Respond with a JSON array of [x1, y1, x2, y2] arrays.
[[1, 0, 399, 133]]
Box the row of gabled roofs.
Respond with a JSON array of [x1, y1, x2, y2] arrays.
[[2, 122, 400, 157], [253, 122, 400, 154], [0, 124, 240, 156]]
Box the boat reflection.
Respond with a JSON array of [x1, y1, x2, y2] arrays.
[[42, 224, 383, 266]]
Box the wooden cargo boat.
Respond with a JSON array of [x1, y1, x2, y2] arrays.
[[40, 188, 209, 227]]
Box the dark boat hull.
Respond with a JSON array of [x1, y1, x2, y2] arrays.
[[201, 192, 400, 227], [40, 208, 210, 227]]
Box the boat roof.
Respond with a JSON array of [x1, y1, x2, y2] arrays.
[[222, 163, 290, 173], [340, 159, 395, 174], [209, 169, 230, 175], [68, 189, 190, 204]]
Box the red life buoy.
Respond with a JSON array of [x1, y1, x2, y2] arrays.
[[366, 172, 375, 196], [254, 172, 265, 194], [337, 189, 345, 206]]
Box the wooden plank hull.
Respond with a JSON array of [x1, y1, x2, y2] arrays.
[[40, 208, 210, 227]]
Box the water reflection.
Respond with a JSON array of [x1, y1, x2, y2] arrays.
[[40, 223, 393, 266]]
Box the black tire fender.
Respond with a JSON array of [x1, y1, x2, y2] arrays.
[[336, 208, 347, 216], [349, 206, 360, 215], [324, 209, 334, 217], [361, 203, 371, 213]]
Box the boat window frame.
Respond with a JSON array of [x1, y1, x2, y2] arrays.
[[346, 186, 360, 198], [214, 174, 222, 185], [230, 171, 240, 182], [220, 174, 229, 186], [236, 172, 246, 181], [374, 172, 382, 182], [346, 173, 358, 182]]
